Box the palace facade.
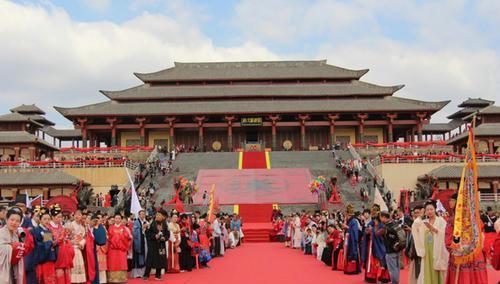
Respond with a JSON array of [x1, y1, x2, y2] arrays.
[[55, 60, 449, 151]]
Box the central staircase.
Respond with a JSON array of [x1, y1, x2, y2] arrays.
[[239, 204, 273, 242]]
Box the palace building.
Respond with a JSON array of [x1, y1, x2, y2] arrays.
[[55, 60, 450, 151]]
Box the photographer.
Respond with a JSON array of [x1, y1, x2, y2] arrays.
[[378, 211, 406, 284], [143, 210, 169, 281], [0, 207, 34, 284]]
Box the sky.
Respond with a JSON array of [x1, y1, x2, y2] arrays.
[[1, 0, 499, 128]]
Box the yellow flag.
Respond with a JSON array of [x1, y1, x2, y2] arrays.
[[451, 128, 483, 264]]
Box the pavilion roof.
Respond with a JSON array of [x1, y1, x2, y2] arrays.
[[134, 60, 369, 83], [101, 81, 403, 101], [0, 113, 44, 127], [0, 131, 58, 150], [419, 165, 500, 180], [9, 104, 45, 114], [462, 105, 500, 121], [446, 108, 479, 119], [0, 170, 81, 186], [457, 98, 494, 108], [422, 119, 462, 132], [447, 123, 500, 144], [54, 96, 449, 117], [42, 126, 82, 138], [23, 114, 55, 126]]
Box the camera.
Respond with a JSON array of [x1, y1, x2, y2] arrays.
[[17, 228, 26, 243]]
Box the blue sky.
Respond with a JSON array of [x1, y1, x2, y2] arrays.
[[1, 0, 500, 127]]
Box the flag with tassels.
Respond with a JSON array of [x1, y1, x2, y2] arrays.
[[450, 127, 483, 264], [207, 184, 216, 223]]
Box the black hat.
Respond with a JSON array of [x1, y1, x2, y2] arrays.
[[450, 193, 458, 200], [487, 206, 493, 212]]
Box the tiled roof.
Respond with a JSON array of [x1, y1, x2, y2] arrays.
[[0, 131, 58, 149], [422, 119, 463, 132], [0, 170, 80, 186], [0, 113, 44, 127], [421, 165, 500, 179], [102, 81, 403, 101], [447, 123, 500, 144], [54, 96, 449, 117], [135, 60, 369, 82], [9, 104, 45, 114], [457, 98, 494, 108], [42, 127, 82, 138]]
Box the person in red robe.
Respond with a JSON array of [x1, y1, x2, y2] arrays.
[[106, 213, 131, 283], [492, 220, 500, 270], [48, 205, 74, 284], [445, 193, 488, 284]]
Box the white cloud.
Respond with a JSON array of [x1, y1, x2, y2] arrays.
[[0, 0, 278, 127], [233, 0, 500, 122]]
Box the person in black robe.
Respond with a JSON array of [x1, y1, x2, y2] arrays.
[[143, 210, 170, 281], [321, 225, 334, 266], [179, 214, 194, 272]]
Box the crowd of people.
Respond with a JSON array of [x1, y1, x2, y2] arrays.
[[0, 202, 244, 284], [272, 196, 500, 284]]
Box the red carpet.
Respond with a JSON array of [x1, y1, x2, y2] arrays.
[[239, 204, 273, 242], [241, 152, 267, 169], [239, 204, 272, 223], [242, 222, 273, 242], [127, 242, 500, 284], [193, 168, 314, 204]]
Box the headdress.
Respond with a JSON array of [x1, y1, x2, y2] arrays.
[[49, 204, 62, 216], [33, 205, 49, 218]]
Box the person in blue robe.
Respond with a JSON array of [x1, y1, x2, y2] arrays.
[[344, 211, 362, 275], [92, 214, 107, 284]]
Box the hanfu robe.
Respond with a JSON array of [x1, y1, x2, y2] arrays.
[[32, 225, 58, 284], [445, 213, 487, 284], [144, 220, 168, 277], [67, 221, 86, 283], [131, 219, 147, 278], [344, 217, 362, 275], [0, 226, 27, 284], [492, 231, 500, 270], [49, 222, 74, 284], [107, 224, 131, 283], [315, 232, 326, 261], [22, 217, 37, 284], [167, 222, 181, 273], [91, 225, 107, 284], [360, 220, 390, 283], [413, 216, 449, 284], [292, 217, 302, 249], [95, 240, 108, 284], [179, 222, 194, 271]]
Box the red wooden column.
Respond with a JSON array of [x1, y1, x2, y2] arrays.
[[298, 114, 310, 150], [194, 116, 206, 152], [165, 117, 176, 151], [328, 114, 339, 147], [77, 118, 88, 148], [268, 115, 281, 151], [386, 113, 397, 142], [224, 116, 235, 151], [357, 114, 368, 143], [488, 139, 495, 154], [136, 117, 147, 146], [416, 112, 428, 142], [106, 117, 117, 146], [29, 146, 35, 161]]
